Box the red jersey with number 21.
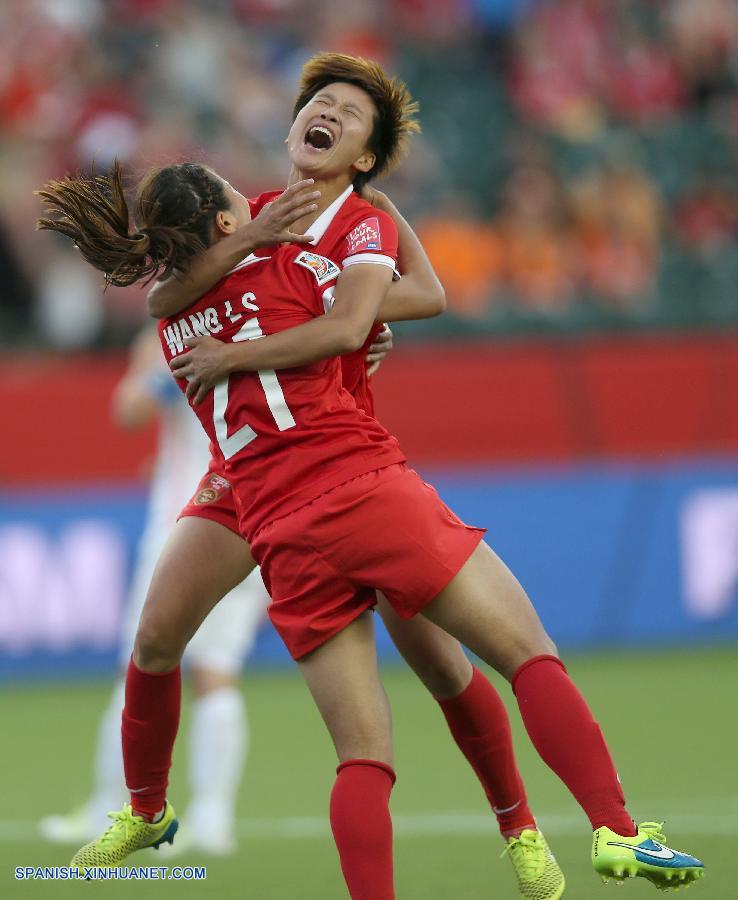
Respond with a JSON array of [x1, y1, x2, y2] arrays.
[[159, 224, 404, 543]]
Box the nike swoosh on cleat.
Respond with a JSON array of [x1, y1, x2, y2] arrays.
[[607, 841, 675, 860], [127, 787, 150, 794]]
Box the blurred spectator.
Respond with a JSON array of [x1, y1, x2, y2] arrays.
[[2, 0, 738, 347], [493, 163, 577, 312], [0, 222, 33, 342], [416, 196, 503, 317], [507, 0, 610, 141], [667, 0, 738, 110], [604, 21, 684, 126], [571, 161, 662, 309], [674, 176, 738, 259]]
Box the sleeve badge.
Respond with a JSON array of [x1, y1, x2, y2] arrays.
[[345, 217, 382, 255], [294, 251, 341, 285]]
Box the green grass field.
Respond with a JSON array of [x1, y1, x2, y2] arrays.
[[2, 646, 734, 899]]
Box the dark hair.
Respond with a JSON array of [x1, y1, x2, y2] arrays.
[[35, 160, 228, 286], [293, 52, 420, 191]]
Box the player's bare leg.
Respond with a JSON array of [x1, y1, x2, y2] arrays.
[[133, 517, 257, 673], [125, 516, 255, 819], [420, 542, 555, 679], [420, 540, 632, 828], [378, 596, 565, 899], [379, 596, 539, 830], [72, 518, 256, 867], [71, 517, 258, 869], [377, 594, 472, 698], [420, 541, 704, 890], [298, 611, 395, 900]]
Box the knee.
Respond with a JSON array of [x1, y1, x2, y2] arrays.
[[531, 632, 558, 659], [502, 634, 559, 682], [133, 615, 185, 673], [333, 696, 394, 767], [189, 665, 237, 698], [412, 653, 473, 700]]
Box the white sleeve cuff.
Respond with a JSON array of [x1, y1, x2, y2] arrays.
[[342, 252, 396, 271]]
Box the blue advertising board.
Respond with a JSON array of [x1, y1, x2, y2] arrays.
[[2, 458, 737, 679]]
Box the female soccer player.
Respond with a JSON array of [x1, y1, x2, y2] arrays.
[[38, 165, 562, 899], [39, 161, 703, 899], [39, 55, 569, 900], [39, 324, 269, 856], [145, 55, 567, 897], [36, 57, 703, 899]]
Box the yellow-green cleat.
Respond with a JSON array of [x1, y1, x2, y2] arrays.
[[592, 821, 704, 891], [70, 802, 178, 868], [502, 829, 566, 899]]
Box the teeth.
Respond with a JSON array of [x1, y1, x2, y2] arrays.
[[306, 125, 334, 147]]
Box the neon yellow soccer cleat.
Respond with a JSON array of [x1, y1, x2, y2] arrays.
[[71, 802, 178, 868], [592, 821, 704, 891], [502, 828, 566, 899]]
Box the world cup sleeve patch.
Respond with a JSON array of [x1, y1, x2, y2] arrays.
[[294, 251, 341, 285], [345, 217, 382, 256]]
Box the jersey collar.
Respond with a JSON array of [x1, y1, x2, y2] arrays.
[[307, 185, 354, 246], [226, 252, 269, 276]]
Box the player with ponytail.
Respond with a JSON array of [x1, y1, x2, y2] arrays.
[[37, 161, 319, 286], [35, 58, 572, 900]]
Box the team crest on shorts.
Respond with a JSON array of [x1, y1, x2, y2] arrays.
[[294, 251, 340, 285], [194, 473, 231, 505]]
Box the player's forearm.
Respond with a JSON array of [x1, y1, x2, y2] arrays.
[[223, 313, 372, 374], [378, 271, 446, 322], [373, 199, 445, 321], [147, 230, 256, 318], [171, 265, 393, 399], [112, 381, 160, 429]]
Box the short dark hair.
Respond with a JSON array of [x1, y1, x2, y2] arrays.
[[293, 52, 420, 191]]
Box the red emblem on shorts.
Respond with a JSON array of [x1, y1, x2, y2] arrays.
[[194, 473, 231, 505], [345, 217, 382, 255]]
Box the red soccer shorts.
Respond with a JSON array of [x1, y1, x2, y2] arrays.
[[250, 463, 486, 660], [179, 469, 240, 535]]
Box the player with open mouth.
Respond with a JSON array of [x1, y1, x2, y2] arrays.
[[36, 53, 703, 900], [146, 53, 567, 897]]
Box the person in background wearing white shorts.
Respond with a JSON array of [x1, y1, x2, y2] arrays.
[[39, 325, 269, 856]]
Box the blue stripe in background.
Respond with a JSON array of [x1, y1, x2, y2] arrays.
[[2, 459, 737, 679]]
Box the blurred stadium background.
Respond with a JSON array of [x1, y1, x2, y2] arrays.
[[1, 0, 737, 897]]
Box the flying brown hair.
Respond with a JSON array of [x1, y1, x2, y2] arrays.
[[36, 161, 228, 286], [293, 52, 421, 190]]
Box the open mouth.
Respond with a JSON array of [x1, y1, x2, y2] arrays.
[[304, 125, 335, 151]]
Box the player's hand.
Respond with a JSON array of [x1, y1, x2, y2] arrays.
[[366, 324, 393, 377], [247, 180, 321, 248], [169, 335, 233, 405]]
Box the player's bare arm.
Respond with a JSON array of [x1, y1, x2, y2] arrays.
[[113, 326, 168, 428], [365, 189, 446, 321], [147, 180, 321, 318], [171, 263, 393, 404]]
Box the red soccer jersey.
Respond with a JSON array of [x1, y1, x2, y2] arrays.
[[249, 187, 394, 415], [159, 238, 404, 542]]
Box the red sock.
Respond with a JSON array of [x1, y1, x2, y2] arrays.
[[329, 759, 395, 900], [512, 655, 636, 835], [437, 666, 535, 837], [121, 657, 181, 819]]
